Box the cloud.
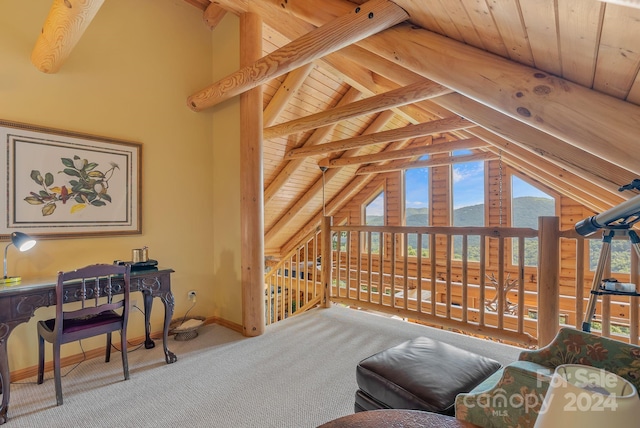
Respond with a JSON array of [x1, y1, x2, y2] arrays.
[[366, 194, 384, 216], [453, 162, 483, 184]]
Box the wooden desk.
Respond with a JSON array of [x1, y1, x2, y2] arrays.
[[318, 410, 480, 428], [0, 267, 176, 424]]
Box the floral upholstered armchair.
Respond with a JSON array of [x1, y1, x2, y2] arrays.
[[455, 327, 640, 428]]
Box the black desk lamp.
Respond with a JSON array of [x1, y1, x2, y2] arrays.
[[2, 232, 37, 284]]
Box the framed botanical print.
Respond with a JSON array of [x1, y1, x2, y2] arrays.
[[0, 119, 141, 239]]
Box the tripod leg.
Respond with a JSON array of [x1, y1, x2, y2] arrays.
[[582, 231, 613, 332], [629, 230, 640, 260]]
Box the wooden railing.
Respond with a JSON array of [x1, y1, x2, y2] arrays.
[[266, 216, 640, 348], [264, 228, 323, 325], [321, 219, 540, 347], [317, 216, 640, 347]]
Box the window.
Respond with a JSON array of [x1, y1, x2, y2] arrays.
[[364, 191, 384, 254], [511, 176, 555, 266], [405, 166, 429, 257], [365, 191, 384, 225], [452, 152, 484, 261]]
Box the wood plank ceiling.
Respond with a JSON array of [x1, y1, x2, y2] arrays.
[[189, 0, 640, 256], [33, 0, 640, 257]]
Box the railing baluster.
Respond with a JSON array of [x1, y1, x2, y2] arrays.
[[379, 232, 384, 307], [417, 233, 423, 314], [446, 234, 452, 319], [367, 231, 373, 303], [479, 235, 486, 326], [517, 236, 525, 334], [337, 230, 343, 298], [462, 235, 468, 323], [430, 233, 436, 316], [403, 232, 409, 310], [575, 237, 585, 330], [303, 241, 309, 307], [356, 231, 362, 302], [498, 236, 505, 329], [346, 231, 352, 299], [391, 232, 396, 308]]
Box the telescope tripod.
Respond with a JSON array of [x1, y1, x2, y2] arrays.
[[582, 227, 640, 332]]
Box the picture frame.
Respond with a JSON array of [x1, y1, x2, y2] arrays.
[[0, 119, 141, 240]]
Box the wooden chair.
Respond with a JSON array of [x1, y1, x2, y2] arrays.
[[37, 263, 131, 405]]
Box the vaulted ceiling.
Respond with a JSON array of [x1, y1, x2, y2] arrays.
[[189, 0, 640, 256], [33, 0, 640, 257]]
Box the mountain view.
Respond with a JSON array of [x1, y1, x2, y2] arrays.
[[363, 197, 554, 265], [363, 196, 631, 272], [366, 196, 555, 228]]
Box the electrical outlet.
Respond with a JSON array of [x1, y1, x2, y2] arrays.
[[188, 290, 196, 301], [129, 299, 138, 310]]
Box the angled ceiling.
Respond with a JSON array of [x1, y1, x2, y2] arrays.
[[186, 0, 640, 255], [32, 0, 640, 256]]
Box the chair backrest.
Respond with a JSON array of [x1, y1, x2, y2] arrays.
[[53, 263, 131, 335], [519, 327, 640, 392]]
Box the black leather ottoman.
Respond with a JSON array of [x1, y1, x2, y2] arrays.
[[355, 336, 501, 415]]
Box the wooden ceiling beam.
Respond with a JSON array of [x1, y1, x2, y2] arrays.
[[242, 0, 640, 182], [480, 136, 625, 213], [286, 116, 473, 159], [187, 0, 409, 111], [264, 87, 363, 205], [327, 44, 638, 198], [437, 93, 640, 196], [203, 3, 228, 30], [318, 52, 446, 124], [359, 23, 640, 176], [276, 0, 640, 174], [31, 0, 105, 74], [356, 152, 497, 175], [263, 80, 451, 139], [278, 136, 417, 254], [265, 109, 396, 243], [323, 46, 451, 122], [264, 63, 315, 127], [318, 137, 487, 168], [210, 0, 639, 245]]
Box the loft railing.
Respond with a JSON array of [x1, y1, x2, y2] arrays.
[[264, 228, 323, 325], [320, 220, 540, 347], [265, 217, 640, 347], [318, 216, 640, 347]]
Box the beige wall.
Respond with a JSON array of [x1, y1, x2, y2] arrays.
[[210, 15, 243, 327], [0, 0, 242, 372]]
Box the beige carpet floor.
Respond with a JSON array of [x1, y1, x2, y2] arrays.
[[6, 305, 521, 427]]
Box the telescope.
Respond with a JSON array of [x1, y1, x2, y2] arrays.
[[575, 191, 640, 236]]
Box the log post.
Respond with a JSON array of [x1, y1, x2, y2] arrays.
[[321, 216, 333, 308], [537, 216, 560, 346], [240, 11, 265, 337]]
